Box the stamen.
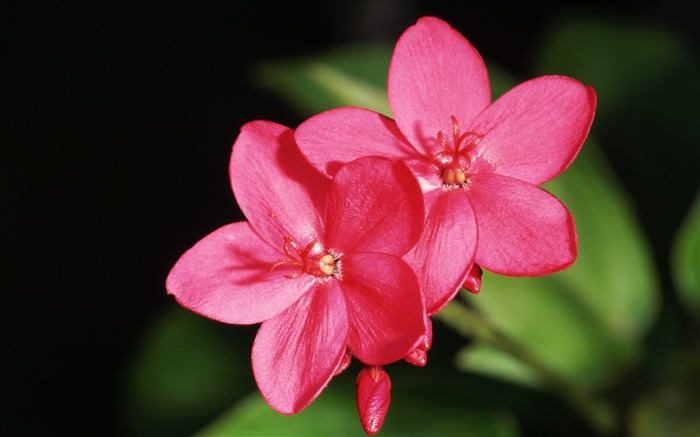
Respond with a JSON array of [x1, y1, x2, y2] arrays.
[[318, 254, 336, 276], [270, 237, 338, 279], [451, 115, 460, 139], [442, 167, 466, 185], [433, 116, 483, 188]]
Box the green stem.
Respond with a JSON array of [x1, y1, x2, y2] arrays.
[[436, 298, 616, 435]]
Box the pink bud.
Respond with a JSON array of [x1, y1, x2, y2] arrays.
[[421, 317, 433, 351], [403, 318, 432, 366], [356, 366, 391, 435], [403, 348, 427, 366], [334, 348, 352, 375], [463, 263, 483, 294]]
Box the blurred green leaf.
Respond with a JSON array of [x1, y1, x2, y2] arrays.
[[671, 192, 700, 318], [197, 375, 520, 437], [456, 343, 539, 388], [629, 392, 700, 437], [119, 306, 253, 436], [628, 352, 700, 436], [255, 43, 393, 117], [544, 142, 661, 340]]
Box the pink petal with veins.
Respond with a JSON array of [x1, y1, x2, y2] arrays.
[[295, 107, 419, 177], [166, 222, 315, 324], [469, 76, 597, 185], [252, 282, 348, 414], [325, 157, 424, 256], [469, 173, 578, 275], [388, 16, 490, 155], [403, 189, 477, 314], [230, 120, 329, 248], [341, 253, 424, 365]]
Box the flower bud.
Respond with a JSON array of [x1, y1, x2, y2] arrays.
[[403, 348, 427, 366], [463, 263, 483, 294], [356, 366, 391, 435], [421, 317, 433, 351], [404, 317, 432, 366], [334, 348, 352, 376]]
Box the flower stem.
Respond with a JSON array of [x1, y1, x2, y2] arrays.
[[436, 297, 616, 435]]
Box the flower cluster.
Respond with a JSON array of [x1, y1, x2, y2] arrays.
[[166, 16, 596, 435]]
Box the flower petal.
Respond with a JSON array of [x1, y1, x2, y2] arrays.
[[469, 174, 577, 275], [252, 282, 348, 414], [341, 253, 425, 365], [295, 107, 420, 177], [325, 157, 424, 255], [469, 76, 597, 184], [388, 16, 490, 156], [403, 189, 478, 315], [230, 120, 329, 247], [166, 222, 316, 324]]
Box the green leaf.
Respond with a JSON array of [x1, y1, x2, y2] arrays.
[[254, 43, 393, 117], [628, 351, 700, 436], [118, 306, 253, 436], [456, 343, 539, 388], [196, 374, 520, 437], [459, 141, 660, 390], [671, 192, 700, 318], [544, 142, 661, 340]]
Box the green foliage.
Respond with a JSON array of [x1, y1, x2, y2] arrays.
[[196, 375, 520, 437], [254, 43, 393, 117], [628, 351, 700, 437], [672, 193, 700, 318], [118, 307, 253, 436]]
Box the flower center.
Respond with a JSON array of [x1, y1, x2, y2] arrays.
[[433, 115, 482, 188], [270, 237, 339, 279]]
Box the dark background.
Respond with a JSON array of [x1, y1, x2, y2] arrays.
[[2, 1, 698, 436]]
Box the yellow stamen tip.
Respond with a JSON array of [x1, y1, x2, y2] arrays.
[[319, 254, 335, 276]]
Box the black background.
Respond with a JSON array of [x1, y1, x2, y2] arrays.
[[2, 1, 698, 436]]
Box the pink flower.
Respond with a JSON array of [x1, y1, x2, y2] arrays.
[[295, 16, 597, 314], [166, 121, 427, 414]]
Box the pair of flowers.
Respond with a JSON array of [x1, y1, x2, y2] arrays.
[[167, 16, 596, 435]]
